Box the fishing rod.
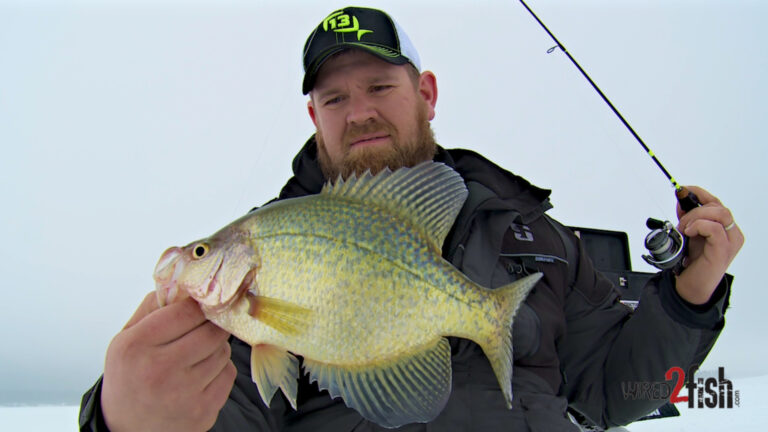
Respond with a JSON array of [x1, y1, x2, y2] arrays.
[[518, 0, 701, 213], [518, 0, 700, 271]]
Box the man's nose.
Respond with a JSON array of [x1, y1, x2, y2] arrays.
[[346, 94, 378, 125]]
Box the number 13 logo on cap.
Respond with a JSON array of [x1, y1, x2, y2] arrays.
[[323, 11, 373, 40]]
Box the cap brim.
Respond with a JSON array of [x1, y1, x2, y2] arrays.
[[302, 44, 411, 95]]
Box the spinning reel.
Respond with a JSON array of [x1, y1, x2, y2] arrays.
[[642, 218, 686, 272]]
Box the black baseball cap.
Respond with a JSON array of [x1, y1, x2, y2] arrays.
[[302, 7, 421, 95]]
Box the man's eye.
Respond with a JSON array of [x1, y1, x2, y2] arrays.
[[371, 85, 392, 93], [324, 96, 343, 106]]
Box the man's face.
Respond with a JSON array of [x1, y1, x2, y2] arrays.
[[308, 50, 438, 180]]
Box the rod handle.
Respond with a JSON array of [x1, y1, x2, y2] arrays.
[[675, 186, 701, 213]]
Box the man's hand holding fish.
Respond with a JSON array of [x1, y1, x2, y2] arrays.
[[100, 293, 236, 431]]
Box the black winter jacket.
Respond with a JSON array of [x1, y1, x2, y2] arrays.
[[80, 138, 729, 431]]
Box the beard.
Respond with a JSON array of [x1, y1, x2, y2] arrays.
[[316, 100, 437, 182]]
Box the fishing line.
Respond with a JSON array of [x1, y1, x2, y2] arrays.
[[518, 0, 701, 212]]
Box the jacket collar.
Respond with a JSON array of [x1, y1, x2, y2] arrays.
[[276, 135, 326, 200]]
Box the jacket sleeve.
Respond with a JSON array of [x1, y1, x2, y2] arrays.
[[557, 237, 729, 428], [78, 377, 111, 432]]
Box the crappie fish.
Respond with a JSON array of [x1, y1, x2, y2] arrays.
[[153, 161, 541, 428]]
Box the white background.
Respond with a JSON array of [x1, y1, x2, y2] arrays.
[[1, 0, 765, 428]]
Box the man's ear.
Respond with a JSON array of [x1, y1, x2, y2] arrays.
[[418, 71, 438, 121], [307, 98, 318, 127]]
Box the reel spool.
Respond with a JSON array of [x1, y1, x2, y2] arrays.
[[642, 218, 685, 271]]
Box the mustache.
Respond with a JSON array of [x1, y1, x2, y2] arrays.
[[343, 121, 397, 147]]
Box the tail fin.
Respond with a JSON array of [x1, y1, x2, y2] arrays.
[[479, 273, 542, 408]]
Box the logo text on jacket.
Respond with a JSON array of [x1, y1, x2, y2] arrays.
[[511, 223, 534, 242]]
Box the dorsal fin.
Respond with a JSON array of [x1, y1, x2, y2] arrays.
[[321, 162, 468, 252]]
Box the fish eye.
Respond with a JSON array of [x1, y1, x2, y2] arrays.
[[192, 243, 210, 259]]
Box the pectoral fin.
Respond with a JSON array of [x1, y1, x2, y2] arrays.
[[303, 337, 452, 428], [250, 344, 300, 410], [247, 292, 312, 336]]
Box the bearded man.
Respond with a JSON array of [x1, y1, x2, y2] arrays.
[[80, 6, 743, 432]]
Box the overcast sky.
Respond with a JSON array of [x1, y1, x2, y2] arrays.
[[1, 0, 765, 407]]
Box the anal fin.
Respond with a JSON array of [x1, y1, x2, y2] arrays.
[[250, 344, 300, 410], [303, 337, 452, 428]]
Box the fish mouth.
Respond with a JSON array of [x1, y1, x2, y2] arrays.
[[153, 241, 259, 310], [154, 246, 183, 307]]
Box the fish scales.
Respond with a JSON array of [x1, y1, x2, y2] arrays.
[[257, 192, 438, 275], [154, 162, 542, 428], [254, 196, 504, 354], [242, 197, 473, 363]]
